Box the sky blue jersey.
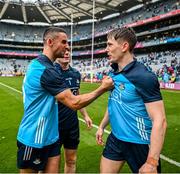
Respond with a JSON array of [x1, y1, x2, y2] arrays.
[[108, 60, 162, 144], [17, 55, 68, 148]]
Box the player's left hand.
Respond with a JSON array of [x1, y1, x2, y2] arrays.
[[84, 115, 92, 129], [139, 162, 157, 174], [96, 127, 104, 145]]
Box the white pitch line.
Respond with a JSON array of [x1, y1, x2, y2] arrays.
[[0, 81, 180, 168], [0, 82, 22, 94]]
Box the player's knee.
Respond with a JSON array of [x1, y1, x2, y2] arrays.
[[65, 159, 76, 167]]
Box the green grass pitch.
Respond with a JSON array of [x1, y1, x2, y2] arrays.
[[0, 76, 180, 173]]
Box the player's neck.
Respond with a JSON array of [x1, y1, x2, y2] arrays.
[[60, 63, 69, 70], [43, 49, 55, 62], [117, 53, 134, 71]]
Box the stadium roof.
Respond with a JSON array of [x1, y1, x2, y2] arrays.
[[0, 0, 158, 25]]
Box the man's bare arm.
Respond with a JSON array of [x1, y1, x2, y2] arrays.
[[55, 76, 114, 110]]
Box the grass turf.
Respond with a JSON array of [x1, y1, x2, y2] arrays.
[[0, 76, 179, 172]]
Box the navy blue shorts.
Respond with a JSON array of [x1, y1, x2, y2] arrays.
[[59, 125, 80, 150], [17, 140, 60, 171], [103, 133, 161, 173]]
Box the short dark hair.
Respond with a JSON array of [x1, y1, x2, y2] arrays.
[[107, 27, 137, 52], [43, 27, 66, 44]]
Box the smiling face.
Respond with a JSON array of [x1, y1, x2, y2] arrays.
[[56, 46, 71, 65], [43, 27, 69, 61], [50, 32, 68, 59]]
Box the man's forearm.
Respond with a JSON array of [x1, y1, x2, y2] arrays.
[[56, 76, 113, 110], [71, 86, 107, 110], [99, 109, 109, 129], [148, 118, 167, 160], [79, 108, 89, 117], [145, 101, 167, 162]]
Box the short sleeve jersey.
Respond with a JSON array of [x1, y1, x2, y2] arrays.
[[108, 60, 162, 144], [17, 55, 68, 148]]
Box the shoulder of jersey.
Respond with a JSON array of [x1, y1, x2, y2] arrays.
[[133, 61, 158, 84], [71, 67, 80, 73]]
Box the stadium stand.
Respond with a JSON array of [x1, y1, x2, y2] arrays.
[[0, 0, 179, 89]]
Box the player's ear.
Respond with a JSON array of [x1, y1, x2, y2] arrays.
[[47, 38, 54, 47], [122, 42, 129, 52]]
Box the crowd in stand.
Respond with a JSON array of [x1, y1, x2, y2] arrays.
[[139, 31, 180, 47], [72, 0, 179, 40], [0, 0, 179, 83], [73, 57, 109, 72], [72, 51, 180, 83], [0, 51, 179, 84], [156, 58, 180, 83], [137, 51, 180, 83], [135, 51, 180, 83]]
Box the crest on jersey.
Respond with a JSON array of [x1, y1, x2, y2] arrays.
[[119, 83, 125, 90], [77, 79, 80, 84]]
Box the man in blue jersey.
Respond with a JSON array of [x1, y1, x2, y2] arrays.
[[54, 46, 92, 173], [17, 27, 114, 173], [96, 27, 167, 173]]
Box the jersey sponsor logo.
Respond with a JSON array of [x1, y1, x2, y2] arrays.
[[109, 88, 122, 104], [109, 82, 125, 104]]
